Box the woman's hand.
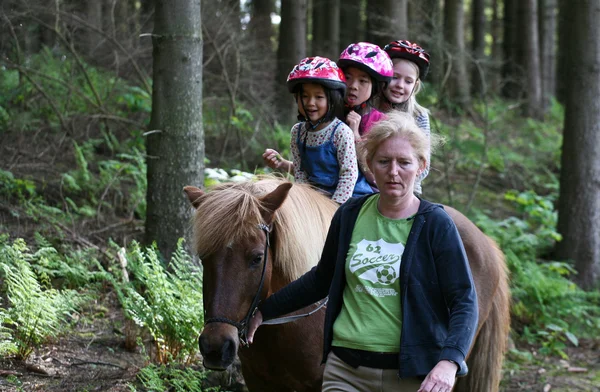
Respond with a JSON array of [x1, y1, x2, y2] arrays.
[[345, 110, 362, 140], [417, 360, 457, 392], [246, 309, 263, 345]]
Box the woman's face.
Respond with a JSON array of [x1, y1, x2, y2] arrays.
[[367, 136, 422, 199], [384, 59, 419, 104], [344, 67, 372, 107], [297, 83, 328, 123]]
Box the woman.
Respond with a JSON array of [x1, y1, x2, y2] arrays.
[[247, 111, 478, 392]]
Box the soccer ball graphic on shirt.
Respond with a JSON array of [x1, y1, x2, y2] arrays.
[[350, 239, 402, 285], [375, 264, 397, 285]]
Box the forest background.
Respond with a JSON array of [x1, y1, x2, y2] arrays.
[[0, 0, 599, 391]]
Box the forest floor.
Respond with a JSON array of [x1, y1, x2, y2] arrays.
[[0, 288, 598, 392]]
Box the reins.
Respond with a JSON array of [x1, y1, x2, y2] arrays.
[[203, 222, 327, 347]]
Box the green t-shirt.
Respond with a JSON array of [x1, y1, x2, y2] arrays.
[[332, 194, 413, 352]]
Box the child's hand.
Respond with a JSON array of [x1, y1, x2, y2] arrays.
[[263, 148, 284, 169], [346, 111, 362, 140]]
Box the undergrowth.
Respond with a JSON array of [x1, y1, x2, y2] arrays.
[[0, 235, 87, 360], [108, 239, 204, 364]]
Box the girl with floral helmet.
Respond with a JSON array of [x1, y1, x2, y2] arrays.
[[262, 56, 373, 204], [380, 40, 432, 194], [337, 42, 394, 140]]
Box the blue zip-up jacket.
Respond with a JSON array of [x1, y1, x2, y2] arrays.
[[259, 194, 478, 378]]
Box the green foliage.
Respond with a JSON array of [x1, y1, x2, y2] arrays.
[[474, 191, 600, 359], [60, 140, 147, 219], [108, 240, 204, 364], [0, 169, 37, 202], [432, 98, 562, 207], [204, 100, 291, 170], [129, 364, 223, 392], [0, 307, 18, 356], [0, 237, 85, 359], [1, 47, 150, 132], [26, 233, 107, 289]]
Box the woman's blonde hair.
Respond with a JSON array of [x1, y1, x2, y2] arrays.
[[358, 110, 443, 170]]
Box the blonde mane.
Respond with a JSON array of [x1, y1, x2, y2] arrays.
[[191, 176, 339, 282]]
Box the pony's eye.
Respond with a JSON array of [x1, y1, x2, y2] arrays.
[[251, 254, 264, 267]]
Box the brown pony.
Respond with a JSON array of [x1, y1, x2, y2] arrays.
[[184, 176, 510, 392]]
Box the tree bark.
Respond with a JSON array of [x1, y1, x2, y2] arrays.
[[276, 0, 307, 123], [556, 0, 569, 104], [312, 0, 339, 59], [339, 0, 363, 48], [555, 0, 600, 290], [538, 0, 557, 113], [519, 0, 543, 118], [471, 0, 486, 96], [366, 0, 407, 47], [249, 0, 274, 53], [145, 0, 204, 260], [417, 0, 442, 86], [490, 0, 502, 94], [502, 0, 520, 99], [443, 0, 470, 107]]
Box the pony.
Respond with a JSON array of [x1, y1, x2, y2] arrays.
[[184, 176, 510, 392]]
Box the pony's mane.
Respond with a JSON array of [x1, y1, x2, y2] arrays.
[[191, 176, 339, 282]]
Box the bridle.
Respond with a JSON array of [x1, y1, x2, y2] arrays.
[[202, 222, 329, 347], [203, 223, 271, 347]]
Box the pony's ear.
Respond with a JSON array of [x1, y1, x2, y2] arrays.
[[259, 182, 292, 224], [183, 186, 204, 209]]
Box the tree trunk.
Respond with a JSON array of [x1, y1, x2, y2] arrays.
[[339, 0, 363, 48], [538, 0, 557, 113], [556, 0, 569, 104], [519, 0, 543, 118], [418, 0, 442, 86], [471, 0, 486, 96], [145, 0, 204, 260], [276, 0, 307, 123], [502, 0, 520, 99], [312, 0, 339, 59], [443, 0, 470, 107], [555, 0, 600, 290], [366, 0, 407, 47], [490, 0, 502, 94], [249, 0, 274, 53]]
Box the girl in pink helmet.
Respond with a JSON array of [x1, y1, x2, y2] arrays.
[[262, 57, 373, 204], [337, 42, 394, 140], [380, 40, 432, 194]]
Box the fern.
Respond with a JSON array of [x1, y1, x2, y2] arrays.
[[0, 238, 84, 359], [109, 239, 204, 364]]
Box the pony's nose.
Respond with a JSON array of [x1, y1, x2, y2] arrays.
[[199, 332, 237, 370]]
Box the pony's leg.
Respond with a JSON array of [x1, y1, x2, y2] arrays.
[[454, 246, 511, 392], [241, 365, 295, 392]]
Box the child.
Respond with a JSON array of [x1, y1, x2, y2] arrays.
[[263, 56, 372, 204], [380, 40, 431, 194], [337, 42, 394, 140]]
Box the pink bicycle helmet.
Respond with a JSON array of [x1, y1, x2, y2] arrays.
[[384, 40, 430, 79], [286, 56, 346, 94], [338, 42, 393, 83]]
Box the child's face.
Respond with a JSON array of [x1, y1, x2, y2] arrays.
[[344, 67, 372, 107], [297, 83, 328, 123], [384, 59, 419, 104]]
